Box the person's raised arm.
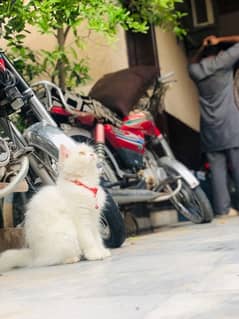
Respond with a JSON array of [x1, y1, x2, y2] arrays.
[[209, 35, 239, 69], [202, 35, 239, 46], [216, 35, 239, 44], [190, 35, 219, 64], [190, 45, 205, 64]]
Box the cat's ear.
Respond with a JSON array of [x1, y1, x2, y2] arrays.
[[59, 144, 70, 161]]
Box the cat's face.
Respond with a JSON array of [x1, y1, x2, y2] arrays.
[[59, 143, 98, 179]]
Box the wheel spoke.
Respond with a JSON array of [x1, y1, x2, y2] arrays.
[[173, 182, 203, 222], [144, 150, 213, 223], [99, 214, 111, 240], [161, 166, 204, 223]]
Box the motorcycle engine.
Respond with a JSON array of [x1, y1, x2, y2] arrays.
[[139, 167, 167, 190]]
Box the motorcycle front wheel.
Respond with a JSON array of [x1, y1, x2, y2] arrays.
[[144, 150, 213, 224], [165, 167, 213, 223]]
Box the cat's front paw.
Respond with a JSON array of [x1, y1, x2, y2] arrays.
[[84, 248, 108, 261], [101, 248, 111, 258], [64, 256, 80, 264]]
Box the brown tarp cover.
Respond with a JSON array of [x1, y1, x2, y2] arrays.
[[89, 65, 159, 117]]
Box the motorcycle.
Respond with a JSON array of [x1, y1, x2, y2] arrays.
[[32, 70, 214, 226], [0, 50, 126, 248]]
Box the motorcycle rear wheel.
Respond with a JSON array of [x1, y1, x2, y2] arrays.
[[100, 191, 126, 248]]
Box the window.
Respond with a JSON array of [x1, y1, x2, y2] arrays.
[[191, 0, 214, 27]]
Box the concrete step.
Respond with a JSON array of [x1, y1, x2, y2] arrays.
[[125, 207, 181, 236]]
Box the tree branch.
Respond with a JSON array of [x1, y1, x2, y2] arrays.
[[64, 26, 71, 39]]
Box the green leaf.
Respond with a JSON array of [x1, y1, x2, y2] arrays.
[[0, 0, 186, 89]]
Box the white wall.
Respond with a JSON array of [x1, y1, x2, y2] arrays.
[[155, 28, 200, 131], [65, 26, 129, 93], [11, 25, 129, 94]]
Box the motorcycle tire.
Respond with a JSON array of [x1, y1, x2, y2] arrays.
[[144, 150, 214, 224], [169, 177, 213, 224], [100, 192, 126, 248]]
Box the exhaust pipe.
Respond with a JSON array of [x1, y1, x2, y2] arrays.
[[109, 189, 162, 204], [109, 180, 182, 205]]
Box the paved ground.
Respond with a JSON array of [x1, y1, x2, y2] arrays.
[[1, 217, 239, 319]]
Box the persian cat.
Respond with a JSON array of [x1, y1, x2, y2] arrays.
[[0, 143, 110, 272]]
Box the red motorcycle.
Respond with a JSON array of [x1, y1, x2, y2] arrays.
[[32, 71, 213, 228]]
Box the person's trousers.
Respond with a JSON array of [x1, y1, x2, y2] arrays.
[[207, 148, 239, 215]]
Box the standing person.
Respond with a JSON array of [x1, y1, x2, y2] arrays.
[[188, 35, 239, 217]]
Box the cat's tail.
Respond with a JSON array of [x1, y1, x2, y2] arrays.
[[0, 248, 32, 273]]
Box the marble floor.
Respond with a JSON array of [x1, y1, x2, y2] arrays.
[[1, 217, 239, 319]]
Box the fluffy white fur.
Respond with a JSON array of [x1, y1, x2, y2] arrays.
[[0, 143, 111, 273]]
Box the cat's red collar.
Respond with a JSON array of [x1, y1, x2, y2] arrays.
[[70, 180, 98, 195], [70, 180, 99, 208]]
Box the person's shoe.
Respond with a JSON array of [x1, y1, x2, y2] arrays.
[[215, 208, 239, 219], [215, 213, 227, 219], [227, 208, 239, 217]]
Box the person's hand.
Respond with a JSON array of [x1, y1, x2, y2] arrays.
[[203, 35, 219, 46]]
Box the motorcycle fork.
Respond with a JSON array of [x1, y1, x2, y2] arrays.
[[94, 123, 106, 170], [149, 124, 175, 159], [94, 123, 135, 181]]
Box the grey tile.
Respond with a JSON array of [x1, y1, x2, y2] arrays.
[[1, 218, 239, 318]]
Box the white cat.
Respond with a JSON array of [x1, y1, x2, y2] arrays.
[[0, 143, 111, 272]]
